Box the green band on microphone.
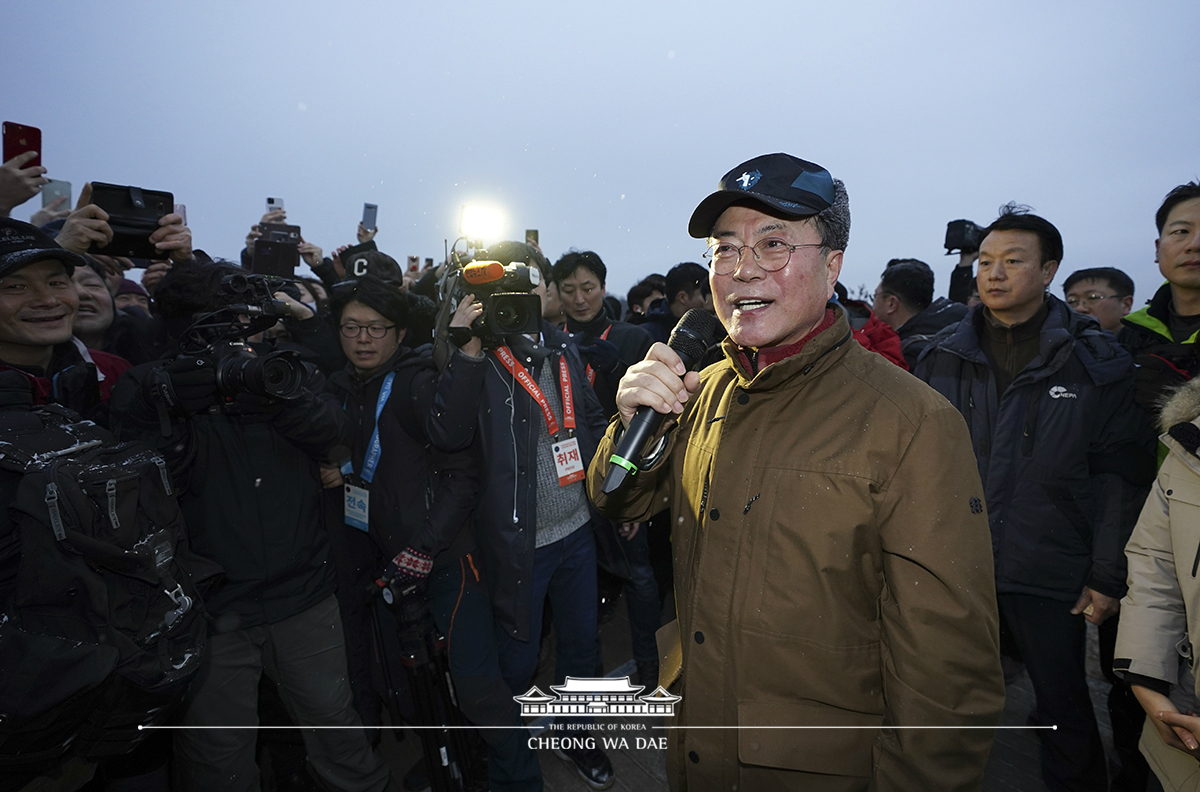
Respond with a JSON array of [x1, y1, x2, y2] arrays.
[[608, 454, 638, 475]]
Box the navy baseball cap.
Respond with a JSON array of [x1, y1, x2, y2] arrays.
[[0, 217, 86, 279], [688, 153, 836, 239]]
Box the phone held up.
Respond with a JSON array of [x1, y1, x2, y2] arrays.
[[362, 203, 378, 232], [253, 221, 301, 277], [42, 179, 71, 208], [2, 122, 41, 168], [266, 196, 284, 215], [88, 182, 174, 260]]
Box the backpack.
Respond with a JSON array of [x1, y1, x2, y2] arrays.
[[0, 404, 221, 781]]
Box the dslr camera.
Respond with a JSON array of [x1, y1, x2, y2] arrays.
[[173, 273, 308, 401], [451, 260, 543, 348], [944, 219, 987, 255]]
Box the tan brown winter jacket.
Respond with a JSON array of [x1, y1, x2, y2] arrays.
[[588, 306, 1005, 791]]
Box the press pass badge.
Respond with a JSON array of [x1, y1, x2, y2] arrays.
[[552, 437, 585, 486], [345, 483, 370, 532]]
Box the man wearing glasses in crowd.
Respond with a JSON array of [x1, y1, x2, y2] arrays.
[[1062, 267, 1135, 333], [587, 153, 1005, 791]]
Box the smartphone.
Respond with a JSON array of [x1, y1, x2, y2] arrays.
[[407, 255, 419, 273], [526, 229, 539, 247], [2, 122, 41, 168], [89, 182, 174, 259], [362, 203, 378, 232], [266, 196, 284, 214], [252, 239, 299, 277], [260, 223, 301, 244], [174, 203, 187, 225], [42, 179, 71, 208]]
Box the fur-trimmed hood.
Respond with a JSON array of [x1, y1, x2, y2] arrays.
[[1159, 376, 1200, 432]]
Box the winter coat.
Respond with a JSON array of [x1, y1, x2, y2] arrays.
[[897, 297, 969, 370], [325, 347, 478, 565], [427, 323, 609, 642], [0, 339, 131, 425], [1115, 376, 1200, 703], [1119, 282, 1200, 354], [564, 310, 654, 416], [587, 305, 1004, 791], [111, 355, 342, 632], [841, 298, 908, 370], [914, 295, 1151, 602], [1118, 282, 1200, 415]]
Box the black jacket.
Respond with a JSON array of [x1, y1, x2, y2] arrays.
[[564, 311, 654, 417], [427, 323, 609, 641], [325, 347, 478, 565], [897, 297, 969, 370], [111, 353, 342, 632], [914, 296, 1153, 601]]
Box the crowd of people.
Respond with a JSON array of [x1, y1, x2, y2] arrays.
[[1, 143, 1200, 792]]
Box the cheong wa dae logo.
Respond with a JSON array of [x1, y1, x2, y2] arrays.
[[515, 676, 680, 717]]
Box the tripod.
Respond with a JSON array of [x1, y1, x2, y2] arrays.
[[369, 580, 483, 792]]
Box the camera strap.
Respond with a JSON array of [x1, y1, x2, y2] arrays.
[[340, 371, 395, 532], [584, 325, 612, 387], [493, 346, 584, 486]]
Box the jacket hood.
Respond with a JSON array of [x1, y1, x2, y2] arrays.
[[1159, 375, 1200, 433], [900, 297, 968, 338]]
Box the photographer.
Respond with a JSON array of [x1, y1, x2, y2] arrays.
[[110, 261, 389, 792], [429, 241, 615, 790], [322, 275, 540, 791]]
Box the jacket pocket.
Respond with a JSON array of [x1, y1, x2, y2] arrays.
[[737, 699, 877, 777], [1043, 482, 1093, 546], [1165, 478, 1200, 578]]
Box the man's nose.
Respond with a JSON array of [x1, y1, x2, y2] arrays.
[[29, 284, 65, 305]]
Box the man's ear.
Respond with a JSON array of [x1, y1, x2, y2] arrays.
[[1042, 260, 1060, 287], [1120, 295, 1133, 315], [825, 249, 844, 293]]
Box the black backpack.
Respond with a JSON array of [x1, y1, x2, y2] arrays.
[[0, 403, 221, 781]]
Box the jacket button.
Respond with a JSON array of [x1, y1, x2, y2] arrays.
[[737, 392, 749, 405], [688, 751, 699, 764], [694, 631, 704, 644], [709, 509, 719, 521], [1168, 489, 1174, 496]]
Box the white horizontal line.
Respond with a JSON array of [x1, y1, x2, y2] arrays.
[[142, 724, 1055, 731], [655, 725, 1057, 730]]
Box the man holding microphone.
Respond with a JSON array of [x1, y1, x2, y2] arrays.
[[587, 153, 1005, 791]]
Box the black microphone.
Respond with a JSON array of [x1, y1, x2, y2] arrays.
[[601, 309, 721, 495]]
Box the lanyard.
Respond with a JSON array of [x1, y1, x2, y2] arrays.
[[584, 325, 612, 387], [341, 371, 395, 484], [493, 346, 575, 438]]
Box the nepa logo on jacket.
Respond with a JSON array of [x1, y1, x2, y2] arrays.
[[1049, 385, 1078, 399]]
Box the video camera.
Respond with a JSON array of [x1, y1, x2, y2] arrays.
[[944, 219, 987, 255], [175, 273, 308, 401], [449, 260, 542, 348]]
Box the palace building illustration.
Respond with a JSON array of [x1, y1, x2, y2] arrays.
[[515, 676, 681, 717]]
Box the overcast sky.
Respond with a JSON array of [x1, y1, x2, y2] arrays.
[[4, 1, 1198, 305]]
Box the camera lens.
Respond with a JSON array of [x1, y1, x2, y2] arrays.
[[215, 348, 307, 400], [493, 302, 528, 334]]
